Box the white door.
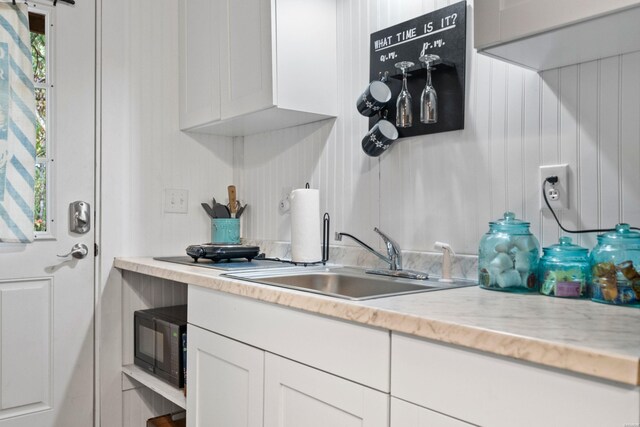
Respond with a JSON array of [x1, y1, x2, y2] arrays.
[[187, 325, 264, 427], [0, 1, 95, 426], [264, 353, 389, 427]]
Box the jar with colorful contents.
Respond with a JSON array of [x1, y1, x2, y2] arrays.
[[478, 212, 540, 292], [539, 237, 589, 298], [590, 224, 640, 307]]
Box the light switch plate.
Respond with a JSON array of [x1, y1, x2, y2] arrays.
[[164, 189, 188, 213], [540, 164, 569, 211]]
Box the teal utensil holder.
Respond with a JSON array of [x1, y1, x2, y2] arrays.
[[211, 218, 240, 244]]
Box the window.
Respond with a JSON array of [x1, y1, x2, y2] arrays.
[[29, 8, 52, 236]]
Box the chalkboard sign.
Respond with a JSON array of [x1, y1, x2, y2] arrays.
[[368, 1, 466, 139]]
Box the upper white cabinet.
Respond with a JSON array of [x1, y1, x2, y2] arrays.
[[474, 0, 640, 70], [179, 0, 338, 136]]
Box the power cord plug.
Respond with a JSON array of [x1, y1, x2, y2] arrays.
[[542, 176, 639, 233]]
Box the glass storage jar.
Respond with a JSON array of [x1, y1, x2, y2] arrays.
[[539, 237, 589, 298], [478, 212, 540, 292], [589, 223, 640, 307]]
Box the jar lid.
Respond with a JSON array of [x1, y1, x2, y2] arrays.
[[597, 223, 640, 244], [542, 236, 588, 257], [489, 212, 530, 232]]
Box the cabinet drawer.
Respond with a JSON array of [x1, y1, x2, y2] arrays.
[[391, 398, 472, 427], [188, 285, 390, 392], [391, 333, 640, 427]]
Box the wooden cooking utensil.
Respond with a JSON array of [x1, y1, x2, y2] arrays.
[[228, 185, 237, 218]]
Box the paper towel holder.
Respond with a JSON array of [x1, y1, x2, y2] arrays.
[[260, 212, 330, 266], [322, 212, 330, 263]]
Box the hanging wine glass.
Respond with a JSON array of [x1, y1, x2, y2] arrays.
[[394, 61, 414, 128], [419, 54, 439, 124]]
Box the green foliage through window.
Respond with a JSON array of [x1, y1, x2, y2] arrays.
[[31, 18, 47, 233]]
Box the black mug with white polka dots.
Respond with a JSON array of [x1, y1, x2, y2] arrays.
[[361, 119, 398, 157], [356, 81, 392, 117]]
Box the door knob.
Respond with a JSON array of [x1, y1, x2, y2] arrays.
[[57, 243, 89, 259]]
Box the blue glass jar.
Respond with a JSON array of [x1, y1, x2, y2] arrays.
[[589, 224, 640, 307], [478, 212, 540, 292], [539, 237, 589, 298]]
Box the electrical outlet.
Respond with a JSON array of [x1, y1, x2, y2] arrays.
[[540, 164, 569, 211], [279, 186, 292, 215], [164, 189, 188, 213]]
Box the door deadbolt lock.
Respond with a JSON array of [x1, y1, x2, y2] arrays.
[[69, 201, 91, 234]]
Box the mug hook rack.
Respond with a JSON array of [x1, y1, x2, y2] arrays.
[[366, 1, 467, 140]]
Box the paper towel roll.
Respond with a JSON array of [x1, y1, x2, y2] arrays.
[[290, 188, 322, 263]]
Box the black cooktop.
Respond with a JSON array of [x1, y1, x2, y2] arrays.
[[185, 243, 261, 262], [154, 256, 289, 271]]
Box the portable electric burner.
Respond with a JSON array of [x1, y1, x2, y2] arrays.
[[185, 243, 261, 262]]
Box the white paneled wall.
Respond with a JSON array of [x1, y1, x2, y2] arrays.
[[100, 0, 233, 425], [100, 0, 234, 266], [238, 0, 640, 255]]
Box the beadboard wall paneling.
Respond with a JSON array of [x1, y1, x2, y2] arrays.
[[101, 0, 234, 267], [123, 386, 183, 427], [100, 0, 233, 426], [238, 0, 640, 255]]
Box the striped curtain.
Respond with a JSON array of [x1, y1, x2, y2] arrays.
[[0, 2, 36, 243]]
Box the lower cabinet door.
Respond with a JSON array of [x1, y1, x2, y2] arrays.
[[187, 325, 264, 427], [264, 353, 389, 427], [390, 397, 472, 427]]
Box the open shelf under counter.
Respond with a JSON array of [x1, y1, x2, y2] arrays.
[[122, 364, 186, 409]]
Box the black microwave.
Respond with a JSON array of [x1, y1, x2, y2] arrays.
[[134, 305, 187, 388]]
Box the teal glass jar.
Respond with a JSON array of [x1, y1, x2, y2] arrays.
[[589, 224, 640, 307], [539, 237, 589, 298], [478, 212, 540, 292]]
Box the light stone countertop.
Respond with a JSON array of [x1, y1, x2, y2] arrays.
[[114, 256, 640, 386]]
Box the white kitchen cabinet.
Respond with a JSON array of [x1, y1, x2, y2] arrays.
[[179, 0, 337, 136], [264, 353, 389, 427], [218, 0, 272, 121], [188, 285, 390, 393], [390, 398, 471, 427], [391, 333, 640, 427], [186, 285, 390, 427], [179, 0, 221, 129], [186, 325, 264, 427], [474, 0, 640, 70]]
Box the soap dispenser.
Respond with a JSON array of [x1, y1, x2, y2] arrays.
[[434, 241, 454, 282]]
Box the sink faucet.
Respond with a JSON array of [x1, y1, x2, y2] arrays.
[[335, 227, 402, 270]]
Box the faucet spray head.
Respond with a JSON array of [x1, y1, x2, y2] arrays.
[[434, 241, 455, 282]]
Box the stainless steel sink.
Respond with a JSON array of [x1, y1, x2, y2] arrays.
[[224, 267, 476, 300]]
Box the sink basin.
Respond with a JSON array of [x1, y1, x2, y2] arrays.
[[224, 267, 476, 300]]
